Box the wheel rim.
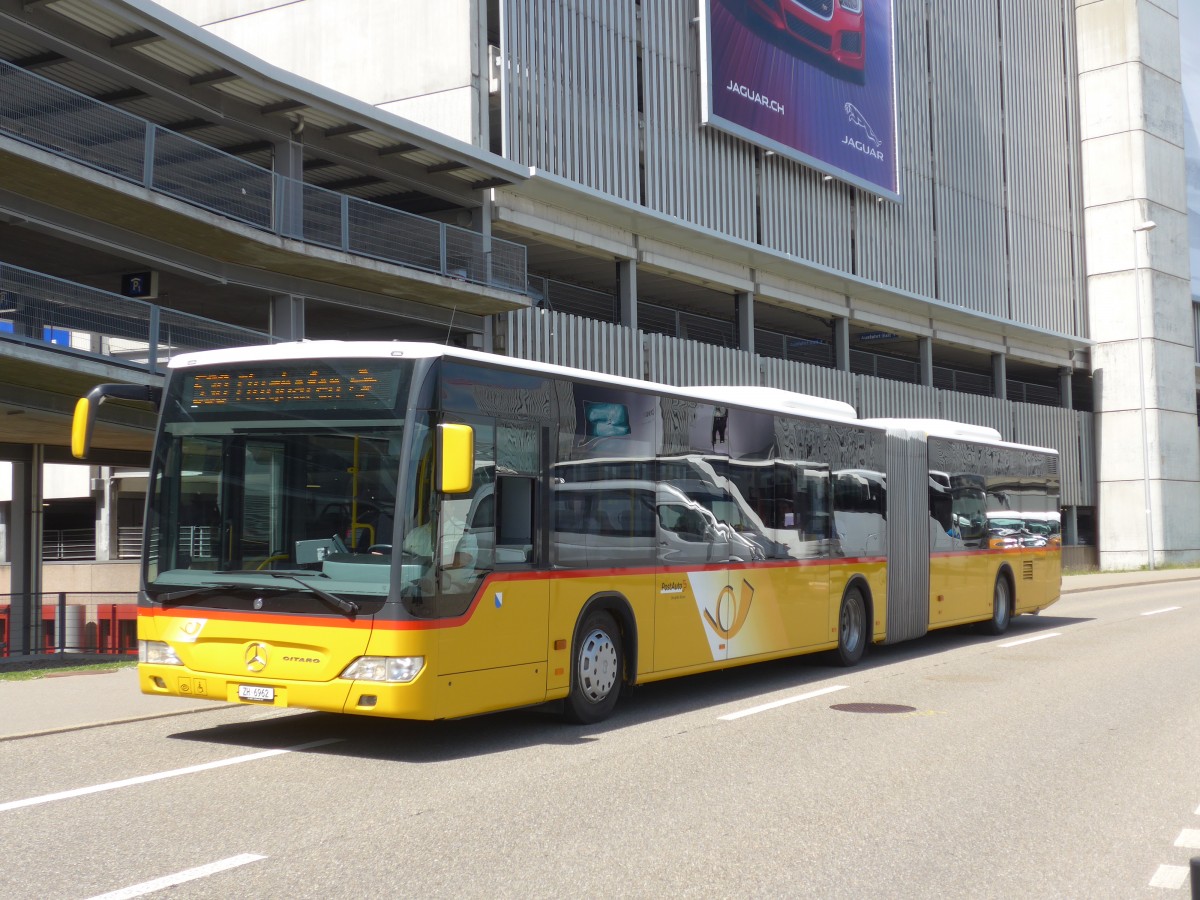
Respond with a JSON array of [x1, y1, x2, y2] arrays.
[[994, 580, 1010, 626], [578, 627, 618, 703], [841, 594, 864, 652]]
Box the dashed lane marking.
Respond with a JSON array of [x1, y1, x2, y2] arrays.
[[0, 739, 340, 813], [719, 685, 847, 721], [84, 853, 265, 899], [1148, 864, 1189, 890], [998, 632, 1061, 648], [1173, 828, 1200, 850], [1142, 607, 1182, 616]]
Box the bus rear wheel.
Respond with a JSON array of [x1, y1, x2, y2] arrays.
[[564, 610, 623, 724], [982, 575, 1012, 635], [836, 586, 868, 666]]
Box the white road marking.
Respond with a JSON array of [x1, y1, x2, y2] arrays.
[[1148, 864, 1189, 890], [998, 632, 1061, 648], [1141, 607, 1182, 616], [719, 685, 847, 721], [1174, 828, 1200, 849], [0, 739, 340, 813], [1195, 803, 1200, 816], [84, 854, 265, 900]]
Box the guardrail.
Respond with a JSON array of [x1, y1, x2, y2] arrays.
[[42, 529, 96, 561], [0, 261, 270, 374], [0, 57, 527, 294], [0, 592, 138, 656]]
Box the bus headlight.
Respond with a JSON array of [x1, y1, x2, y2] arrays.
[[340, 656, 425, 683], [139, 640, 183, 665]]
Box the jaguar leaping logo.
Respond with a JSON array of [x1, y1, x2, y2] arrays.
[[844, 102, 881, 147]]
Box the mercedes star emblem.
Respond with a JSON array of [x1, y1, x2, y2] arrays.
[[244, 642, 268, 673]]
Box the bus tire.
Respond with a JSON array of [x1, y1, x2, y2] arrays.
[[835, 585, 868, 667], [981, 574, 1012, 635], [564, 610, 623, 724]]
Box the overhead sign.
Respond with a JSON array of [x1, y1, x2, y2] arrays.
[[857, 331, 899, 342], [700, 0, 900, 200]]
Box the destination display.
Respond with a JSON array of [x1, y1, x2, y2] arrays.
[[183, 362, 406, 414]]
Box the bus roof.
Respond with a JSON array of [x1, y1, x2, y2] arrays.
[[169, 341, 861, 423], [861, 417, 1057, 456], [169, 343, 1047, 453]]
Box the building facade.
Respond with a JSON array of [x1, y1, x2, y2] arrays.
[[0, 0, 1196, 642]]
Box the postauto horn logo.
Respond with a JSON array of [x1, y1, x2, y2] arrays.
[[703, 579, 755, 640]]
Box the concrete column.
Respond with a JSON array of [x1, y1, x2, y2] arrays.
[[735, 291, 755, 355], [991, 353, 1007, 400], [9, 446, 44, 655], [1059, 367, 1073, 409], [616, 259, 637, 330], [269, 295, 305, 342], [919, 337, 934, 387], [833, 317, 850, 372], [1077, 0, 1200, 569]]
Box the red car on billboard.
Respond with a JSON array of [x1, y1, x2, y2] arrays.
[[745, 0, 866, 82]]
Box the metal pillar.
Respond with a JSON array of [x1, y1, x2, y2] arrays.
[[735, 291, 755, 356], [9, 445, 45, 655], [1059, 367, 1073, 409], [919, 337, 934, 387], [833, 317, 850, 372], [617, 259, 637, 330], [273, 138, 304, 239], [269, 295, 305, 342], [1062, 506, 1078, 546], [991, 353, 1007, 400]]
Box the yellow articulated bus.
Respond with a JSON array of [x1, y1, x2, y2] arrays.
[[72, 342, 1061, 724]]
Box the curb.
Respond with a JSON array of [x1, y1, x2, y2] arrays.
[[1061, 573, 1200, 594], [0, 704, 225, 743]]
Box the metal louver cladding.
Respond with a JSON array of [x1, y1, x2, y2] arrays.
[[884, 430, 930, 643]]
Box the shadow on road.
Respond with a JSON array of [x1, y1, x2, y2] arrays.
[[166, 611, 1094, 763]]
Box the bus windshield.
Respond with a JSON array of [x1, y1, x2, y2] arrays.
[[145, 359, 414, 603]]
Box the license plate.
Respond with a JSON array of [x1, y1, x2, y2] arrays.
[[237, 684, 275, 703]]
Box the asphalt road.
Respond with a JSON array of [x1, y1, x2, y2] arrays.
[[1, 580, 1197, 899]]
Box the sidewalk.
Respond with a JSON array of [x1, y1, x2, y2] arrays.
[[0, 665, 219, 741], [0, 567, 1195, 741]]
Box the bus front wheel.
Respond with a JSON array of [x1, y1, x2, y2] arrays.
[[836, 586, 868, 667], [564, 610, 623, 724]]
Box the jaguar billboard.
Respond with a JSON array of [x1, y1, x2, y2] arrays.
[[701, 0, 900, 199]]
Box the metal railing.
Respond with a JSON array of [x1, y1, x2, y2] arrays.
[[42, 529, 96, 561], [117, 527, 143, 560], [0, 592, 138, 656], [0, 261, 270, 374], [0, 57, 527, 294]]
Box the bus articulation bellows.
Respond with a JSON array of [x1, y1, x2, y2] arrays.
[[72, 342, 1061, 724]]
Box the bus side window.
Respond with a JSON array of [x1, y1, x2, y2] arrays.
[[495, 475, 535, 563]]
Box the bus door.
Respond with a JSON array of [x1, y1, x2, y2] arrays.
[[653, 456, 739, 671], [436, 422, 549, 707]]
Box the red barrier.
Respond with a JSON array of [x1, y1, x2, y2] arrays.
[[97, 604, 138, 655]]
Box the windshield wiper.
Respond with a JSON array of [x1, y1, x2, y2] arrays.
[[157, 577, 359, 616], [157, 583, 241, 604], [269, 573, 360, 616]]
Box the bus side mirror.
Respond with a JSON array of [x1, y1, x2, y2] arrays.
[[438, 423, 474, 494], [71, 383, 162, 460]]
